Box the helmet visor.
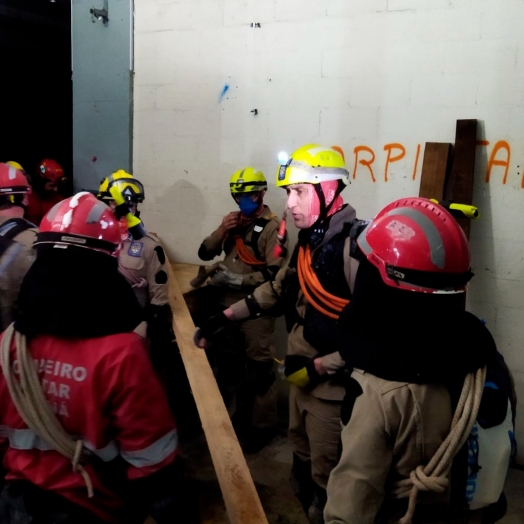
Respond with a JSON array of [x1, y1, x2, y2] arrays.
[[104, 178, 145, 203]]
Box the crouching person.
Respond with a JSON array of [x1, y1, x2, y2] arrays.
[[0, 193, 192, 524]]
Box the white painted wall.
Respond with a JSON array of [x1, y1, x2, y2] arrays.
[[134, 0, 524, 461]]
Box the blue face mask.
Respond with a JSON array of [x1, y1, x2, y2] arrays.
[[238, 195, 259, 216]]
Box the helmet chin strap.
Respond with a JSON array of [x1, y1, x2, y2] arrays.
[[312, 180, 345, 225], [304, 180, 345, 248]]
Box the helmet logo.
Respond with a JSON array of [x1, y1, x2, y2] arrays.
[[386, 266, 406, 280], [61, 235, 87, 245], [237, 178, 244, 184], [40, 165, 46, 174], [386, 219, 415, 240]]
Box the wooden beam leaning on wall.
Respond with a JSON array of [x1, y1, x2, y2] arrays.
[[419, 142, 452, 200], [166, 261, 269, 524], [445, 119, 478, 238]]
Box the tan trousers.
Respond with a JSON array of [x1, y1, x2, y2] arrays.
[[240, 316, 278, 429], [288, 385, 343, 489]]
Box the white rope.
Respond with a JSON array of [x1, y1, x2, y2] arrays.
[[1, 323, 94, 498], [392, 367, 487, 524]]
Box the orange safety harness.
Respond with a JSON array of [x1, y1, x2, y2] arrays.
[[234, 236, 266, 266], [297, 244, 349, 319]]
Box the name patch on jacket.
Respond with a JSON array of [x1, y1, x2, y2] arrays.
[[128, 242, 144, 257]]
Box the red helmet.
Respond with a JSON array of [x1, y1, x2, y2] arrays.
[[0, 162, 31, 195], [0, 162, 31, 207], [357, 197, 473, 293], [38, 159, 66, 184], [34, 192, 121, 256]]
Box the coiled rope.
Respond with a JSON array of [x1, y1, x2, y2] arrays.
[[1, 323, 94, 498], [393, 366, 487, 524]]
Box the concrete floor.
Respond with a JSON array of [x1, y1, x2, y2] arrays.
[[180, 427, 524, 524]]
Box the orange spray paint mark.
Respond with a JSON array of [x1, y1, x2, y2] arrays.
[[352, 146, 376, 182], [486, 140, 511, 184], [383, 143, 406, 182], [412, 144, 421, 181]]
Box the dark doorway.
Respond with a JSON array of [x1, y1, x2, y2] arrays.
[[0, 0, 72, 187]]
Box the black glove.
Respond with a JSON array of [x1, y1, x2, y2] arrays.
[[193, 312, 231, 347], [284, 355, 321, 388]]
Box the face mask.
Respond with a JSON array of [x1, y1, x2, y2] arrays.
[[238, 195, 259, 216]]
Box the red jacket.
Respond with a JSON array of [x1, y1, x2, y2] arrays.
[[26, 191, 65, 226], [0, 332, 178, 523]]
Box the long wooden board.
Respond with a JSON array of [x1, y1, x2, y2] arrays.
[[167, 262, 269, 524]]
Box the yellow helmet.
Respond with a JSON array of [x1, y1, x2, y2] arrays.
[[230, 167, 267, 194], [276, 144, 349, 188], [6, 161, 25, 172], [98, 169, 145, 203]]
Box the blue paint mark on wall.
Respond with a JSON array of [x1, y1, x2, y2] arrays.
[[219, 83, 230, 102]]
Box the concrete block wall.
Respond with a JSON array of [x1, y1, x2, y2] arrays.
[[134, 0, 524, 461]]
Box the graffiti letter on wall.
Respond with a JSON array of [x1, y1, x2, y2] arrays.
[[383, 143, 406, 182], [412, 144, 421, 181], [486, 141, 511, 184], [352, 146, 376, 182]]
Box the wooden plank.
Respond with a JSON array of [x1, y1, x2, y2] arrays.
[[167, 261, 269, 524], [419, 142, 452, 200], [172, 262, 204, 295], [445, 119, 478, 238]]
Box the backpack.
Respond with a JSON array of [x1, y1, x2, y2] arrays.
[[465, 351, 516, 510], [452, 350, 517, 515]]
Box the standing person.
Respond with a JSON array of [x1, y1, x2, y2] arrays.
[[26, 158, 68, 225], [197, 166, 288, 453], [324, 197, 515, 524], [97, 170, 173, 364], [96, 170, 200, 440], [0, 192, 189, 524], [0, 162, 38, 331], [194, 145, 361, 523]]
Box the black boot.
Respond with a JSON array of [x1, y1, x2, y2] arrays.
[[290, 454, 314, 514], [307, 483, 327, 524]]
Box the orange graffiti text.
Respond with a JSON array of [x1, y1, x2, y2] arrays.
[[353, 146, 376, 183], [478, 140, 511, 184], [384, 143, 406, 182]]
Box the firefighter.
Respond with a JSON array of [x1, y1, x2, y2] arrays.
[[194, 145, 360, 523], [325, 197, 514, 524], [0, 162, 38, 332], [96, 170, 195, 434], [197, 166, 288, 453], [26, 158, 68, 225], [0, 192, 190, 524], [97, 170, 172, 355]]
